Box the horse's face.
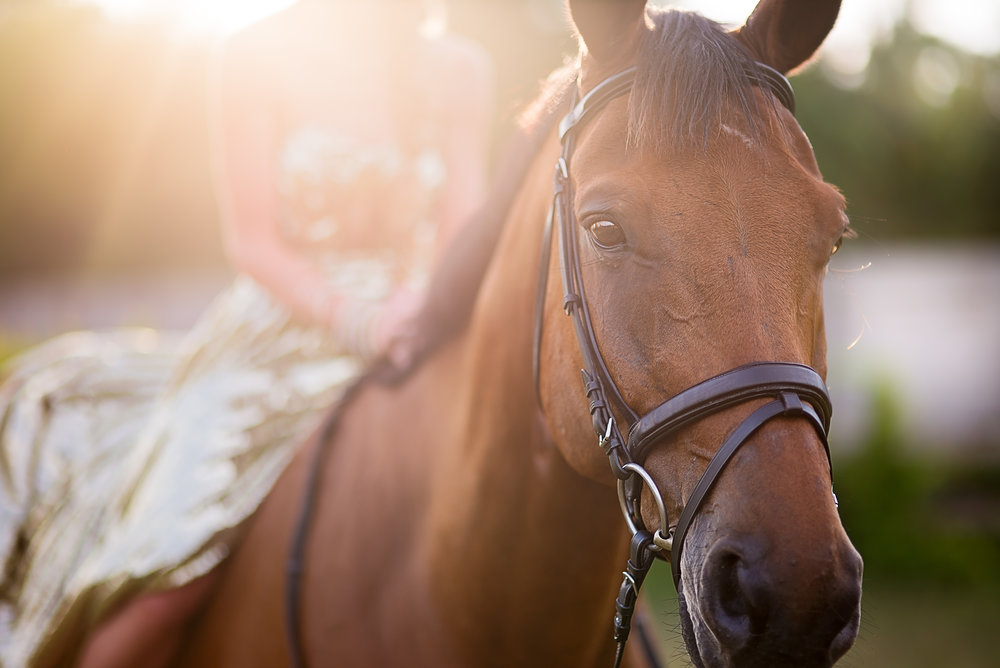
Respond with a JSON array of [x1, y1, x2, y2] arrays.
[[538, 1, 862, 665], [568, 96, 861, 665]]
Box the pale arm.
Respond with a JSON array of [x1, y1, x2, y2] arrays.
[[375, 40, 494, 362], [431, 40, 495, 255]]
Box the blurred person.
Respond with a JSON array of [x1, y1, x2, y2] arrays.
[[0, 1, 493, 666]]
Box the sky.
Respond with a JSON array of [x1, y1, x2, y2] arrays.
[[77, 0, 1000, 64]]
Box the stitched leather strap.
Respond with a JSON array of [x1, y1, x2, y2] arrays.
[[627, 362, 831, 463]]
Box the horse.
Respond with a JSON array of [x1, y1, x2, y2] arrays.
[[164, 1, 862, 666]]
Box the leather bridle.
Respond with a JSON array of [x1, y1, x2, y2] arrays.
[[284, 60, 834, 668], [532, 62, 834, 665]]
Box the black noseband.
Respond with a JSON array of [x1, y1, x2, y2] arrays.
[[631, 362, 831, 586]]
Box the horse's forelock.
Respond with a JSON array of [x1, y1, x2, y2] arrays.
[[487, 9, 769, 238], [629, 9, 770, 154]]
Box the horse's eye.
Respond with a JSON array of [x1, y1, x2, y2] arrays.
[[588, 220, 626, 250], [831, 235, 844, 256]]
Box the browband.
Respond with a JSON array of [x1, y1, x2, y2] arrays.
[[559, 60, 795, 145]]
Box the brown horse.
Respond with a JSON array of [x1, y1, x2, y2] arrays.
[[165, 1, 862, 666]]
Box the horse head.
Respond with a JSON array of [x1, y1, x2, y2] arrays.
[[536, 1, 862, 665]]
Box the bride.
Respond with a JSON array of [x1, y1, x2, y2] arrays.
[[0, 2, 493, 666]]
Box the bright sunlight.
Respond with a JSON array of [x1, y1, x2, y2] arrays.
[[77, 0, 294, 35]]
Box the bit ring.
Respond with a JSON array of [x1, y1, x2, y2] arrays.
[[616, 462, 672, 552]]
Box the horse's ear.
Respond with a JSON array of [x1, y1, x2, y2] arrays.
[[732, 0, 841, 74], [568, 0, 647, 63]]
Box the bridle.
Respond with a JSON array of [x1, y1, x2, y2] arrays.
[[532, 62, 834, 665], [284, 59, 834, 668]]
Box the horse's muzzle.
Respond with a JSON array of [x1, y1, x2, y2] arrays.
[[690, 533, 862, 667]]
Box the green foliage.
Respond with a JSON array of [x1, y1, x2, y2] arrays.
[[0, 335, 30, 369], [834, 379, 1000, 587], [796, 21, 1000, 241], [0, 5, 996, 279]]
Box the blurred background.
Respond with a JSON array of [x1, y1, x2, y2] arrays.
[[0, 0, 997, 665]]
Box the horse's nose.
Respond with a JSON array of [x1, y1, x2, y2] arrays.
[[700, 536, 863, 665]]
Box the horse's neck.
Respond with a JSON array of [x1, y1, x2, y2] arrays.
[[420, 136, 630, 664]]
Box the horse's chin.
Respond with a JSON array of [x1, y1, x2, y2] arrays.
[[677, 589, 721, 668]]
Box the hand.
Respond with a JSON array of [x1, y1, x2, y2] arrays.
[[371, 287, 424, 369]]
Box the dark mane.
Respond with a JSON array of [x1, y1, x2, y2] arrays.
[[412, 11, 771, 355], [629, 8, 769, 152]]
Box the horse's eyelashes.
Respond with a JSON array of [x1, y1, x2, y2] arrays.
[[831, 222, 857, 256], [831, 208, 857, 257], [588, 219, 627, 250]]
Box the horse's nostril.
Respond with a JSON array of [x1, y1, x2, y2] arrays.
[[699, 537, 864, 664], [703, 541, 772, 649]]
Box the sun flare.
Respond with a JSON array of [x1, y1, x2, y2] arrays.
[[81, 0, 295, 35]]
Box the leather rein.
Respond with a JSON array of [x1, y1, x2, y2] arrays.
[[531, 62, 834, 666]]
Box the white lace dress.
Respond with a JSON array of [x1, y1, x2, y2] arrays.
[[0, 128, 444, 666]]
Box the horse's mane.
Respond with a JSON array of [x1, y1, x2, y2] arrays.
[[409, 9, 767, 362], [630, 8, 769, 152], [522, 10, 770, 153]]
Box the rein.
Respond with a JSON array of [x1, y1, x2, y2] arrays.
[[285, 371, 373, 668], [284, 359, 411, 668], [532, 61, 835, 665]]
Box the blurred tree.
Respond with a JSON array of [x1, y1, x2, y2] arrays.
[[0, 3, 996, 280], [796, 19, 1000, 242], [0, 2, 218, 277]]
